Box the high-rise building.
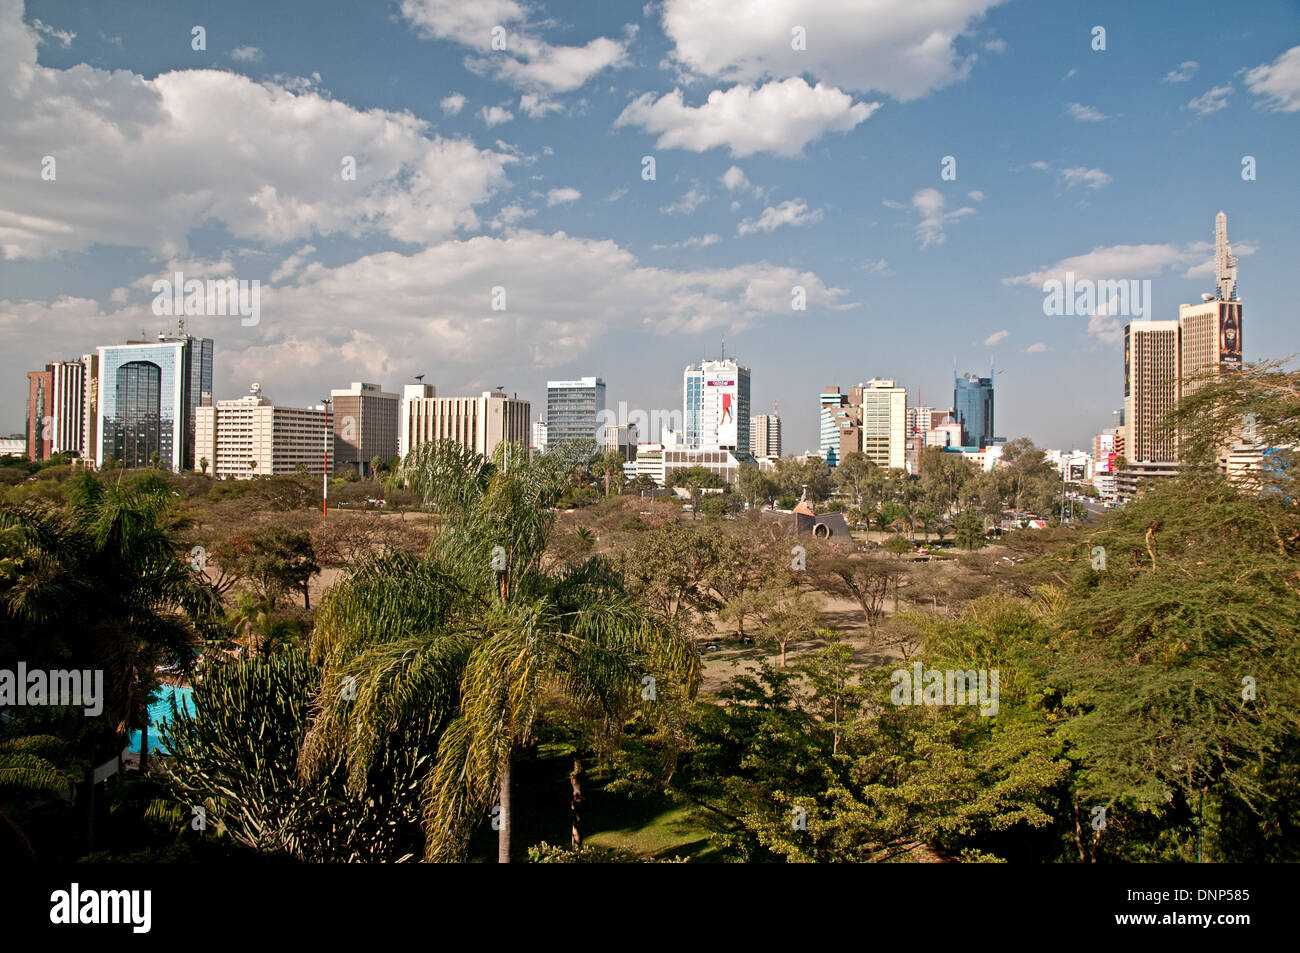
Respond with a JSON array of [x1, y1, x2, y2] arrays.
[[531, 419, 548, 455], [855, 379, 907, 470], [81, 353, 99, 466], [954, 372, 994, 449], [750, 409, 781, 460], [1117, 213, 1245, 499], [398, 382, 436, 460], [406, 390, 530, 459], [96, 330, 213, 471], [819, 388, 856, 467], [25, 360, 84, 461], [195, 384, 332, 479], [683, 358, 750, 454], [330, 382, 399, 476], [546, 377, 605, 447], [1123, 320, 1181, 465]]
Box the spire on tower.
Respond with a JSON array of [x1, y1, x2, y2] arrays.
[[1215, 211, 1238, 302]]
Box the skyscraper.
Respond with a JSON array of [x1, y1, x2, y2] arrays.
[[682, 358, 750, 454], [97, 330, 213, 471], [819, 388, 854, 467], [750, 408, 781, 460], [1123, 320, 1181, 465], [546, 377, 605, 446], [399, 382, 436, 460], [195, 384, 332, 479], [331, 381, 399, 475], [954, 372, 994, 449], [406, 390, 530, 459], [855, 379, 908, 470]]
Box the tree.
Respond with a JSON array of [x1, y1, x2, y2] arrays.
[[736, 465, 776, 509], [198, 457, 209, 477], [302, 440, 700, 862], [215, 528, 320, 609], [817, 548, 906, 631], [596, 449, 627, 498], [833, 452, 876, 509], [616, 519, 723, 624], [883, 534, 912, 558], [669, 465, 724, 519], [954, 510, 987, 550]]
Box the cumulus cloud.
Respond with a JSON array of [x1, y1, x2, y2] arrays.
[[737, 199, 823, 235], [907, 188, 974, 247], [230, 46, 263, 62], [615, 78, 879, 157], [399, 0, 629, 93], [1059, 166, 1113, 190], [1162, 60, 1198, 83], [29, 17, 73, 47], [440, 92, 466, 115], [1243, 45, 1300, 112], [984, 329, 1010, 346], [652, 233, 721, 250], [1066, 102, 1109, 122], [545, 187, 581, 206], [1024, 342, 1049, 353], [1186, 85, 1233, 115], [479, 104, 514, 126], [661, 187, 709, 216], [659, 0, 1007, 101], [0, 3, 512, 259], [519, 93, 563, 118], [720, 165, 750, 191]]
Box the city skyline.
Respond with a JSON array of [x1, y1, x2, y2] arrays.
[[3, 0, 1299, 455]]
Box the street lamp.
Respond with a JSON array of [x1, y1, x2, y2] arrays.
[[321, 398, 332, 519]]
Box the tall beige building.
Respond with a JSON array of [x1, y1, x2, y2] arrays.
[[195, 385, 332, 479], [750, 412, 781, 460], [405, 390, 530, 459], [854, 379, 907, 470]]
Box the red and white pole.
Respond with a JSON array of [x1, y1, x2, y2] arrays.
[[322, 399, 330, 520]]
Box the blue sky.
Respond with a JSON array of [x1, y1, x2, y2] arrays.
[[2, 0, 1298, 454]]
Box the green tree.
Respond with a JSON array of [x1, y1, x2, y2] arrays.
[[302, 440, 700, 862], [954, 510, 987, 550]]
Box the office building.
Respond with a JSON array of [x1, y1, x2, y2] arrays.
[[405, 389, 530, 459], [602, 423, 638, 462], [531, 419, 548, 455], [398, 382, 436, 460], [97, 330, 213, 471], [331, 382, 399, 476], [25, 360, 84, 461], [195, 384, 332, 479], [546, 377, 605, 446], [683, 357, 750, 455], [750, 409, 782, 460], [1122, 319, 1181, 466], [954, 372, 994, 449], [855, 379, 907, 470], [819, 388, 857, 468]]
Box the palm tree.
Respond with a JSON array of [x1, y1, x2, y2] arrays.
[[0, 736, 77, 858], [302, 440, 699, 862]]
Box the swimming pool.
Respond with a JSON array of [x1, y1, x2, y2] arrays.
[[128, 685, 194, 755]]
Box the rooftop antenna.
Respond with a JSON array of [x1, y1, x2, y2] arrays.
[[721, 336, 725, 360], [414, 374, 424, 382]]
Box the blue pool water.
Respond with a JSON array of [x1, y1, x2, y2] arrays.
[[128, 685, 194, 755]]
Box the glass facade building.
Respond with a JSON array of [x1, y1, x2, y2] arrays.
[[545, 377, 605, 447], [97, 335, 213, 470], [954, 373, 994, 449]]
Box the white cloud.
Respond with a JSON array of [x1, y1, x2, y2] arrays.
[[1186, 85, 1233, 115], [1243, 45, 1300, 113], [546, 187, 581, 206], [860, 257, 893, 276], [230, 46, 263, 62], [1059, 166, 1113, 190], [1025, 342, 1049, 353], [737, 199, 823, 235], [519, 93, 563, 118], [908, 188, 974, 247], [652, 233, 721, 250], [661, 187, 709, 216], [440, 92, 466, 115], [399, 0, 629, 93], [968, 190, 985, 201], [1162, 60, 1198, 83], [269, 245, 316, 283], [660, 0, 1007, 102], [1066, 102, 1109, 122], [984, 329, 1009, 346], [29, 18, 73, 47], [479, 105, 514, 126], [607, 187, 628, 202], [720, 165, 750, 191], [489, 203, 537, 230], [0, 4, 512, 259], [984, 38, 1006, 54], [615, 78, 879, 157]]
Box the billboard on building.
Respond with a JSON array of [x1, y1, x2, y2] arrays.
[[1220, 303, 1242, 367], [1069, 463, 1085, 481], [706, 373, 738, 447]]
